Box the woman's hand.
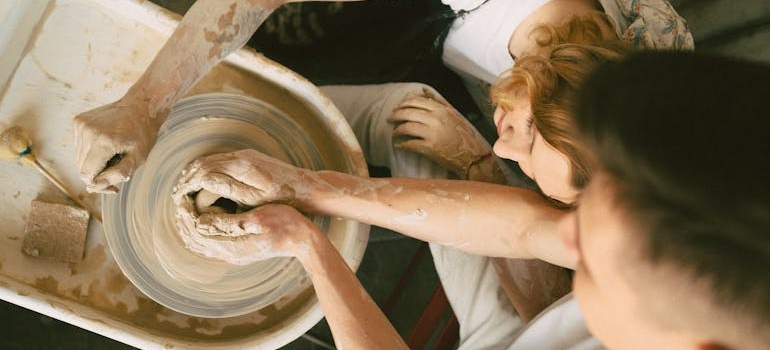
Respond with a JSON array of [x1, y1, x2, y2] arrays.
[[171, 150, 328, 265], [177, 203, 321, 265], [183, 201, 410, 350], [387, 89, 492, 179], [73, 100, 162, 193]]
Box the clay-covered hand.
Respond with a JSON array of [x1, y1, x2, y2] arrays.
[[73, 100, 162, 193], [173, 149, 326, 211], [177, 203, 322, 265], [387, 88, 491, 179]]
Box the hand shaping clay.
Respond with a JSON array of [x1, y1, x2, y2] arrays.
[[194, 189, 228, 214], [173, 183, 258, 265]]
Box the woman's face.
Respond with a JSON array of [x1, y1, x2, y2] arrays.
[[492, 104, 579, 203]]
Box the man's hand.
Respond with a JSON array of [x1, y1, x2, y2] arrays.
[[171, 149, 331, 265], [173, 149, 328, 210], [73, 100, 161, 193], [387, 89, 491, 179]]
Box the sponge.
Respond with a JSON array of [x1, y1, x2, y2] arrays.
[[22, 200, 90, 263]]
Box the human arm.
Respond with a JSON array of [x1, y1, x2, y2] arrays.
[[184, 204, 407, 349], [388, 88, 508, 184], [175, 149, 577, 269], [73, 0, 360, 193], [312, 170, 574, 268]]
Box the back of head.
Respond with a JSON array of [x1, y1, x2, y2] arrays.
[[574, 51, 770, 348], [526, 12, 618, 56]]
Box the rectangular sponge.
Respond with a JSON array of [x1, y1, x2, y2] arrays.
[[22, 200, 90, 263]]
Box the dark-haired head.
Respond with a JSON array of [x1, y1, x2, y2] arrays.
[[573, 51, 770, 349]]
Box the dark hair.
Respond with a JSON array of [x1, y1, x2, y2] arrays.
[[574, 51, 770, 342]]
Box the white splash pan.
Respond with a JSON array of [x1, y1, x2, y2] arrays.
[[0, 0, 369, 348]]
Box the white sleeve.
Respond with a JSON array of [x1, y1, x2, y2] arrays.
[[508, 293, 605, 350]]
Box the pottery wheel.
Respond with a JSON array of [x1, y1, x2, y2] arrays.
[[102, 93, 327, 318]]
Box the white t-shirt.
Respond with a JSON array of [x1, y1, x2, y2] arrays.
[[440, 0, 551, 118], [441, 0, 550, 84], [439, 0, 694, 118], [508, 294, 605, 349]]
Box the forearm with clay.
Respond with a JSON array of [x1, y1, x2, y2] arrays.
[[122, 0, 278, 120], [302, 170, 574, 268], [173, 150, 576, 268], [170, 200, 407, 349], [299, 225, 408, 350], [74, 0, 282, 193]]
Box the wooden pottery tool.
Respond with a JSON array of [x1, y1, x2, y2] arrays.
[[0, 125, 101, 222]]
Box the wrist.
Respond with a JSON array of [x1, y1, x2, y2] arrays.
[[292, 222, 330, 267], [121, 81, 176, 123], [294, 170, 337, 211], [115, 91, 162, 129], [465, 154, 508, 184]]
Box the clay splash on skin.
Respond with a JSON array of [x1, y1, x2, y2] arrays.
[[3, 2, 365, 342], [103, 96, 320, 321], [172, 187, 316, 266], [204, 3, 240, 60], [169, 146, 286, 265], [391, 208, 428, 226]]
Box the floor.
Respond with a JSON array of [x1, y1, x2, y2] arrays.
[[2, 0, 769, 349]]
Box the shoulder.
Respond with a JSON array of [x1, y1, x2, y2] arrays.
[[508, 294, 605, 350], [597, 0, 695, 49]]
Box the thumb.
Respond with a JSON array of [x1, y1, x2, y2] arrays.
[[88, 154, 137, 193]]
